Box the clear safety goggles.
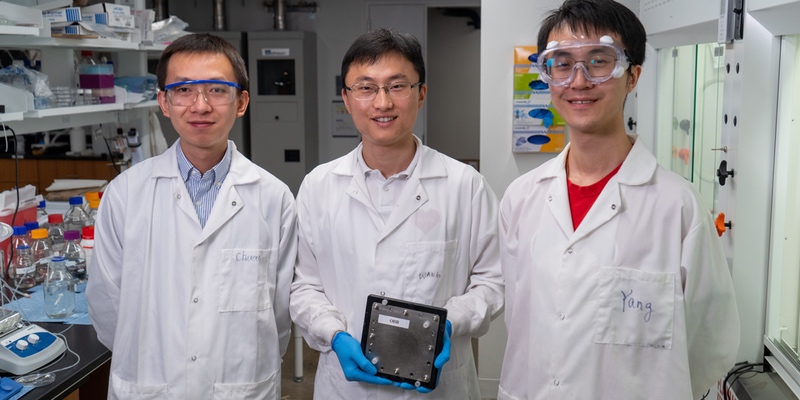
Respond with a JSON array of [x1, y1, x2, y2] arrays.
[[536, 35, 630, 87], [164, 80, 241, 107]]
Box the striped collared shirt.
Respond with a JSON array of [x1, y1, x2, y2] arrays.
[[176, 141, 232, 228]]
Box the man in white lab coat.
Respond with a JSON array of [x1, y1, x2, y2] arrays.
[[86, 33, 296, 399], [289, 28, 504, 399], [498, 1, 740, 399]]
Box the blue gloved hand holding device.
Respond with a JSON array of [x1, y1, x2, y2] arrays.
[[332, 331, 394, 385]]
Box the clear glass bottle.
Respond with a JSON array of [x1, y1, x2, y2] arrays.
[[86, 199, 100, 226], [11, 226, 30, 252], [30, 228, 52, 284], [48, 213, 66, 253], [83, 191, 100, 215], [24, 221, 39, 242], [37, 200, 49, 229], [63, 230, 86, 293], [10, 244, 36, 290], [81, 226, 94, 279], [44, 256, 75, 319], [64, 196, 88, 233]]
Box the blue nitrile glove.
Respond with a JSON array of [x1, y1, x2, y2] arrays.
[[394, 320, 452, 393], [332, 331, 393, 385]]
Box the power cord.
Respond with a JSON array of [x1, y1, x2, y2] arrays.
[[723, 361, 765, 400], [1, 121, 21, 279]]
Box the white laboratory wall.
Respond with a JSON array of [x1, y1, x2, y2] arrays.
[[427, 8, 480, 162]]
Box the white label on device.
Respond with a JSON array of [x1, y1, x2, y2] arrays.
[[378, 314, 410, 329]]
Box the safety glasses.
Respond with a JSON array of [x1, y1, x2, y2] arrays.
[[536, 35, 630, 87]]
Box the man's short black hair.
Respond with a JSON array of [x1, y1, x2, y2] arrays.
[[341, 28, 426, 89], [537, 0, 647, 66], [157, 33, 249, 91]]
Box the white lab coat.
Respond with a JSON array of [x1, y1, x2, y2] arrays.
[[498, 136, 740, 400], [289, 141, 504, 399], [87, 141, 296, 400]]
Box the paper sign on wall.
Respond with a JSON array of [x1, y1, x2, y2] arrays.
[[512, 46, 566, 153]]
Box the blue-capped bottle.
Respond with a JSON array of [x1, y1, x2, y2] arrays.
[[37, 200, 49, 229], [64, 196, 88, 233], [24, 221, 39, 242], [44, 256, 75, 318], [11, 225, 30, 252]]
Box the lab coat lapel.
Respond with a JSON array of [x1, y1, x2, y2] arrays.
[[379, 177, 427, 242], [545, 175, 576, 239], [338, 150, 385, 230], [543, 147, 575, 239], [197, 150, 254, 244], [153, 144, 203, 228], [571, 183, 623, 243]]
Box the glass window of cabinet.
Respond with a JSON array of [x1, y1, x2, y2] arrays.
[[655, 42, 726, 213]]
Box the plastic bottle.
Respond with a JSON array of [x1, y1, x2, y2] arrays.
[[64, 196, 89, 233], [86, 199, 100, 226], [30, 228, 52, 283], [78, 50, 114, 104], [44, 256, 76, 319], [10, 245, 36, 290], [48, 213, 66, 253], [37, 200, 49, 229], [63, 230, 86, 292], [81, 226, 95, 273]]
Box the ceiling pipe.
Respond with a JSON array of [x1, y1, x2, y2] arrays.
[[274, 0, 286, 31], [213, 0, 226, 31]]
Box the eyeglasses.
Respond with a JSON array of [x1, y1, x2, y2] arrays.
[[164, 80, 242, 107], [536, 36, 630, 87], [344, 81, 422, 100]]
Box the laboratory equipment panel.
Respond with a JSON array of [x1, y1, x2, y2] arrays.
[[247, 31, 318, 195]]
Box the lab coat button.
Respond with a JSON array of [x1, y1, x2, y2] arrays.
[[232, 201, 237, 206], [548, 196, 552, 202], [611, 204, 617, 210], [554, 379, 559, 386], [177, 194, 181, 200], [384, 187, 389, 192], [380, 291, 386, 296], [193, 298, 199, 303], [416, 195, 421, 200], [567, 248, 573, 254], [559, 313, 565, 320], [191, 356, 197, 361]]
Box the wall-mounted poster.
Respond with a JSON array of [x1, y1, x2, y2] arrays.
[[512, 46, 566, 153]]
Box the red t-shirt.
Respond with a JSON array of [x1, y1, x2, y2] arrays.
[[567, 163, 623, 230]]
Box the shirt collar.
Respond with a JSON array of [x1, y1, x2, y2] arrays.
[[175, 139, 232, 183], [356, 136, 422, 180]]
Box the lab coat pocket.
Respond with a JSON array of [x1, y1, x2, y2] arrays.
[[110, 372, 169, 400], [403, 240, 458, 304], [217, 248, 273, 312], [212, 371, 278, 400], [593, 267, 675, 349]]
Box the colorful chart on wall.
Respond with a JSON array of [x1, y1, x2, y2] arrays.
[[512, 46, 566, 153]]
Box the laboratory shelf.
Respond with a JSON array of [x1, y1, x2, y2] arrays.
[[0, 25, 40, 36], [0, 35, 140, 50], [24, 103, 124, 118], [125, 100, 158, 109], [0, 112, 25, 123]]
